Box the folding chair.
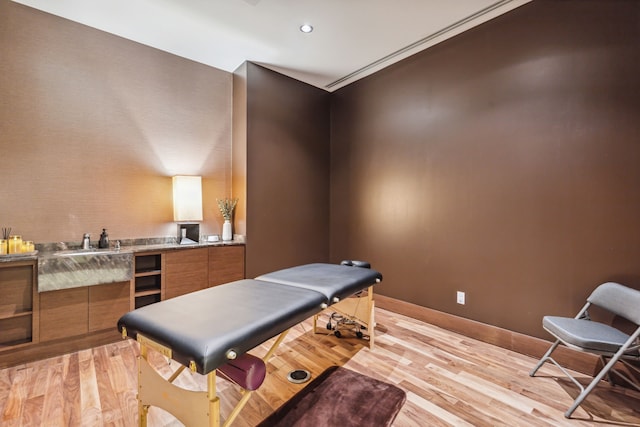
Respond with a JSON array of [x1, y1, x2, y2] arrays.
[[529, 282, 640, 418]]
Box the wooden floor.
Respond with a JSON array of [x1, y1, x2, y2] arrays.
[[1, 307, 639, 426]]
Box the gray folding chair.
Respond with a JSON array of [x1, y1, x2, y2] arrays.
[[529, 282, 640, 418]]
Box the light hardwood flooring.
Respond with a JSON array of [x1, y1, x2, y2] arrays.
[[1, 307, 639, 426]]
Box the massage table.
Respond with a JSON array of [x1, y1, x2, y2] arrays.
[[117, 262, 382, 427]]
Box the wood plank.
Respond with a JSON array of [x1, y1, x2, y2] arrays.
[[21, 395, 43, 426], [78, 348, 102, 425], [376, 294, 601, 377], [0, 307, 638, 426], [0, 328, 120, 370], [62, 351, 82, 425], [1, 365, 29, 424], [40, 359, 65, 425], [93, 346, 127, 425]]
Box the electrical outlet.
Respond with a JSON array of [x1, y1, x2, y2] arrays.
[[456, 291, 465, 305]]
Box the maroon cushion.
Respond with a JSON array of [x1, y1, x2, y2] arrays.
[[218, 353, 266, 391]]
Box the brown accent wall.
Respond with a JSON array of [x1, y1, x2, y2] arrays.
[[0, 1, 232, 243], [242, 64, 331, 277], [330, 0, 640, 339]]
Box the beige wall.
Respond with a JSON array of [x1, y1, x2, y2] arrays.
[[232, 63, 248, 237], [0, 1, 233, 244]]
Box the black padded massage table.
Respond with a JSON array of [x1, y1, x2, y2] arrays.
[[117, 262, 382, 427]]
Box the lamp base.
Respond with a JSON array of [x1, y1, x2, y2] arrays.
[[177, 223, 200, 245]]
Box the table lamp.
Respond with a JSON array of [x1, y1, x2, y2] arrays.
[[173, 175, 202, 244]]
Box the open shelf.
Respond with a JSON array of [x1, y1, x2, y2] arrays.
[[135, 288, 161, 297], [0, 263, 35, 350], [0, 337, 32, 350], [135, 254, 161, 273], [135, 269, 162, 277], [134, 253, 163, 309], [0, 310, 32, 321], [0, 314, 33, 348], [135, 293, 161, 309], [135, 274, 161, 291]]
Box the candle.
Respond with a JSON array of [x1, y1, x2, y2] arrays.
[[0, 239, 7, 255], [8, 235, 22, 254]]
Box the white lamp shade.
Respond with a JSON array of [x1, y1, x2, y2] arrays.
[[173, 176, 203, 221]]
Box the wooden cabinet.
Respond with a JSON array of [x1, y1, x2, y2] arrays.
[[165, 248, 209, 299], [35, 245, 244, 341], [39, 287, 88, 342], [0, 244, 245, 367], [209, 246, 245, 287], [131, 245, 244, 302], [0, 261, 37, 349], [133, 253, 164, 309], [133, 245, 245, 304], [40, 281, 131, 341]]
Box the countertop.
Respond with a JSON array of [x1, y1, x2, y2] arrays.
[[0, 238, 245, 263]]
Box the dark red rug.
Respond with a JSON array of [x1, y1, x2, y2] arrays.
[[257, 366, 406, 427]]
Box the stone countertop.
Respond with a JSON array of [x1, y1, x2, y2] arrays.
[[0, 238, 245, 263], [126, 239, 244, 253], [0, 252, 39, 263]]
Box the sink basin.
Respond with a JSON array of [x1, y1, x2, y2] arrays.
[[38, 249, 133, 292]]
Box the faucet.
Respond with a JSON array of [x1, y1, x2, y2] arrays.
[[82, 233, 91, 250]]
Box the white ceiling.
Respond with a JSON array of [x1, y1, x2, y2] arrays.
[[12, 0, 530, 92]]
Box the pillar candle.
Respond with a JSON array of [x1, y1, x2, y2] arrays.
[[8, 236, 22, 254]]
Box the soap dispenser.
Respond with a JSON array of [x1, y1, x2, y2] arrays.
[[98, 229, 109, 249], [82, 233, 91, 250]]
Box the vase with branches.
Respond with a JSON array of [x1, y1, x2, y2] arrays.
[[217, 198, 238, 241]]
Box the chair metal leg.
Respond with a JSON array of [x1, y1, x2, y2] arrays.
[[565, 353, 619, 418], [565, 329, 640, 418], [530, 339, 560, 377]]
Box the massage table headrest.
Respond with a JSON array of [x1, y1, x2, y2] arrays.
[[340, 260, 371, 269]]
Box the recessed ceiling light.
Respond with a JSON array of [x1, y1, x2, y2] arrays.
[[300, 24, 313, 33]]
